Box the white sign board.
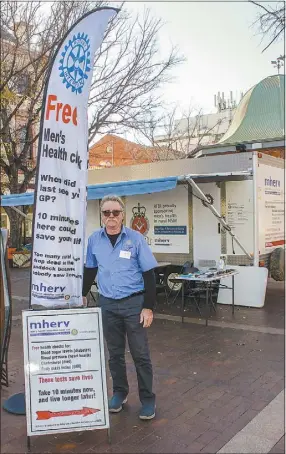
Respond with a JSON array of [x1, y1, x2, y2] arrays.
[[31, 8, 118, 308], [125, 186, 189, 253], [22, 308, 109, 436], [225, 181, 254, 255], [257, 164, 285, 254]]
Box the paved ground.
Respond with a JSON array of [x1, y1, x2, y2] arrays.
[[1, 268, 285, 453], [217, 391, 284, 453]]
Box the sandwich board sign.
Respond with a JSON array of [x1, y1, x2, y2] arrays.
[[22, 308, 109, 436]]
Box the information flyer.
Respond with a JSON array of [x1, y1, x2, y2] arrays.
[[257, 164, 285, 254], [226, 181, 254, 255], [125, 186, 189, 253], [22, 308, 109, 436]]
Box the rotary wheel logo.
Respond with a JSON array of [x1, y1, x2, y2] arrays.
[[130, 203, 150, 236], [64, 295, 70, 301], [59, 33, 91, 94], [71, 329, 78, 336]]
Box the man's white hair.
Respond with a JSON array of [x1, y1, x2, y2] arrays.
[[100, 195, 125, 212]]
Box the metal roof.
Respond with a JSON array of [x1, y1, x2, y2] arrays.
[[217, 75, 285, 145]]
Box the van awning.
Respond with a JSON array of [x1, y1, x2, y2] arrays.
[[0, 176, 178, 207], [87, 176, 178, 201], [1, 172, 253, 260], [1, 192, 33, 207]]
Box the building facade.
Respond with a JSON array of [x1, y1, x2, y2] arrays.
[[154, 92, 241, 156], [195, 75, 285, 159], [88, 134, 182, 169]]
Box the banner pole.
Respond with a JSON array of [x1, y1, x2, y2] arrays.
[[27, 435, 31, 452], [4, 10, 119, 446], [108, 427, 112, 444]]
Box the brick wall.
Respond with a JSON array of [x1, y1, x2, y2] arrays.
[[88, 134, 153, 168], [259, 147, 284, 159]]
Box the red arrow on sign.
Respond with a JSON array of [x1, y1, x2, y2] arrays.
[[36, 407, 100, 420]]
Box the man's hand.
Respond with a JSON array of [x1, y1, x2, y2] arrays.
[[82, 296, 87, 307], [140, 309, 153, 328]]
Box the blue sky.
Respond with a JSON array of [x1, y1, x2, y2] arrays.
[[127, 1, 284, 113]]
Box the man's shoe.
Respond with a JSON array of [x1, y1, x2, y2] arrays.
[[108, 394, 128, 413], [139, 402, 156, 420]]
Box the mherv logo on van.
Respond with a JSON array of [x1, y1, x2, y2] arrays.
[[264, 177, 280, 188], [29, 319, 71, 337]]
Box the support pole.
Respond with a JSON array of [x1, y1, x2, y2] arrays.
[[10, 206, 31, 221], [27, 436, 31, 452], [252, 153, 260, 267], [205, 284, 209, 327]]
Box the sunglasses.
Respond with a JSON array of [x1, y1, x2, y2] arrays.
[[101, 210, 123, 217]]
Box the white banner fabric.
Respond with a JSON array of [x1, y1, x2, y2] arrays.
[[31, 9, 118, 308]]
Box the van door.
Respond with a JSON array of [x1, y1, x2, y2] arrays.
[[192, 182, 221, 267]]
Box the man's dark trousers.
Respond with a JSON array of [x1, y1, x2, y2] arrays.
[[98, 294, 155, 404]]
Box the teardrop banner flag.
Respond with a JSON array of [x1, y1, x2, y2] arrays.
[[30, 8, 119, 309]]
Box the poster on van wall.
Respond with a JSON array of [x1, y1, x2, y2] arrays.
[[30, 8, 118, 309], [125, 186, 189, 254], [225, 181, 254, 255], [257, 164, 285, 254]]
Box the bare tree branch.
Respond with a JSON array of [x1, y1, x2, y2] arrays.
[[1, 1, 183, 247], [0, 1, 104, 247], [132, 104, 228, 161], [87, 8, 184, 142], [250, 1, 285, 52]]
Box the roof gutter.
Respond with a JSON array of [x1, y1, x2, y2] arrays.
[[177, 170, 252, 182], [194, 137, 285, 156]]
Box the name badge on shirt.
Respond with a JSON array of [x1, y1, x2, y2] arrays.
[[119, 250, 131, 260]]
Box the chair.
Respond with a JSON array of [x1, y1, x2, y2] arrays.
[[155, 266, 169, 304], [169, 261, 197, 306], [169, 262, 218, 315], [87, 280, 98, 306]]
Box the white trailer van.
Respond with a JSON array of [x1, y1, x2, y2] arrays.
[[86, 152, 284, 308], [1, 151, 284, 308]]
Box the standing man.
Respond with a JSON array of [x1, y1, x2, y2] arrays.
[[82, 195, 157, 420]]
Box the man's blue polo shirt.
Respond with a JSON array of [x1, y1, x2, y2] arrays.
[[85, 226, 158, 299]]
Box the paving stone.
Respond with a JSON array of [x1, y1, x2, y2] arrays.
[[218, 433, 275, 453], [1, 271, 284, 454], [195, 429, 221, 445], [269, 434, 285, 454]]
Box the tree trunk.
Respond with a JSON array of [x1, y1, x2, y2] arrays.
[[4, 207, 23, 250]]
